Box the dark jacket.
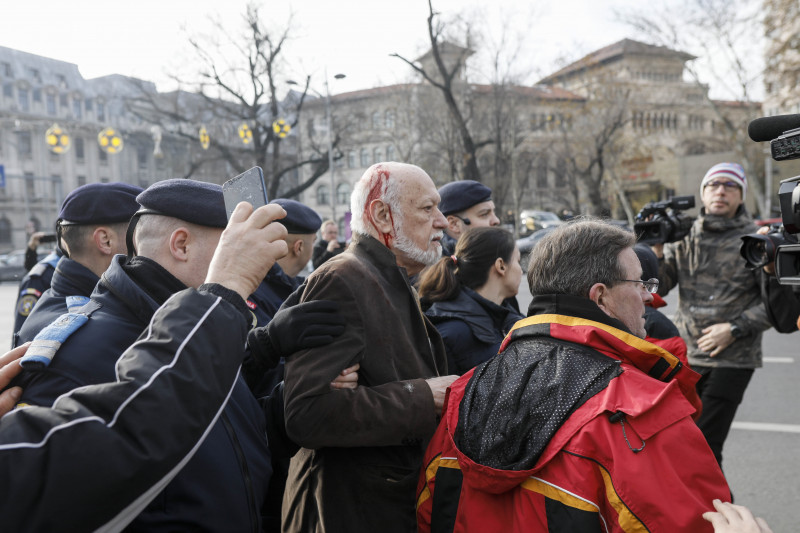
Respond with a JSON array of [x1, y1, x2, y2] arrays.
[[13, 251, 60, 337], [15, 255, 271, 532], [425, 286, 523, 375], [760, 270, 800, 333], [14, 256, 100, 348], [311, 238, 344, 269], [417, 294, 728, 532], [282, 233, 448, 533], [1, 286, 252, 532], [440, 232, 457, 256]]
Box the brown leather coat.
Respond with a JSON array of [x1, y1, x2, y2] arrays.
[[282, 233, 447, 533]]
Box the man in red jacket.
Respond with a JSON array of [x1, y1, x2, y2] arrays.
[[417, 218, 730, 532]]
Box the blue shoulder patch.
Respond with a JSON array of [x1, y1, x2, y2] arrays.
[[66, 295, 91, 313], [20, 313, 89, 370]]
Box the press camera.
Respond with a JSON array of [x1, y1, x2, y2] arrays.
[[745, 114, 800, 285], [633, 196, 695, 245]]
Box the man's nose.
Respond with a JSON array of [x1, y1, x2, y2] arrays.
[[490, 214, 500, 226], [434, 209, 448, 228]]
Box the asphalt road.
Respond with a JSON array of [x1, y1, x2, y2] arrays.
[[2, 279, 799, 529]]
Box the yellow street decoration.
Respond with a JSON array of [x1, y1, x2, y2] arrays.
[[238, 123, 253, 145], [272, 119, 291, 138], [199, 126, 210, 150], [98, 128, 124, 154], [45, 124, 70, 154]]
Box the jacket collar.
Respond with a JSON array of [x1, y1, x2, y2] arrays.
[[511, 294, 690, 385], [51, 257, 100, 298], [427, 287, 522, 342]]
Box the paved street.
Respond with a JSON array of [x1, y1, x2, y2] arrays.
[[2, 279, 799, 528]]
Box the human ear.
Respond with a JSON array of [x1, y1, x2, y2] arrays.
[[169, 228, 191, 262], [369, 199, 395, 235], [93, 227, 113, 255], [589, 283, 608, 309]]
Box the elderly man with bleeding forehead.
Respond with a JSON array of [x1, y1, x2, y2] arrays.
[[282, 162, 458, 533]]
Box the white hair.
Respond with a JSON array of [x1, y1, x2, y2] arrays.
[[350, 162, 407, 237]]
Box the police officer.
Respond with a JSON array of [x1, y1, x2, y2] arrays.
[[437, 180, 500, 256], [249, 198, 323, 329], [14, 182, 142, 348], [13, 246, 61, 339]]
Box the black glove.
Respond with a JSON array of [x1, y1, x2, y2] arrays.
[[247, 300, 346, 370]]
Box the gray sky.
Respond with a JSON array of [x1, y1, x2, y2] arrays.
[[1, 0, 646, 95]]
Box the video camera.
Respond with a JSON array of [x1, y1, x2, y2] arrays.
[[633, 196, 695, 245], [747, 114, 800, 284]]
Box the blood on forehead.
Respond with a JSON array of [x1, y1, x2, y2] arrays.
[[363, 166, 395, 247]]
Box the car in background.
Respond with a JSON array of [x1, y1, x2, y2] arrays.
[[516, 226, 558, 272], [0, 250, 28, 282], [519, 210, 564, 237]]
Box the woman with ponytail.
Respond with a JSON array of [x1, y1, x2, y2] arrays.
[[419, 227, 524, 375]]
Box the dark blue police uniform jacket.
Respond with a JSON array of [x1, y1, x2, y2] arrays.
[[14, 257, 100, 348], [15, 255, 272, 532], [246, 263, 303, 398], [425, 286, 524, 375], [13, 251, 60, 336]]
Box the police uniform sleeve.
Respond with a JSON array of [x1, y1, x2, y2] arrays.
[[0, 286, 249, 532]]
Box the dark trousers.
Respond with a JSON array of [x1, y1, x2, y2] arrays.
[[694, 366, 754, 467]]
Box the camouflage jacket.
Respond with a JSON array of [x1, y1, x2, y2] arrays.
[[658, 208, 771, 369]]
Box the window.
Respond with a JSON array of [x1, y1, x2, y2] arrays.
[[17, 87, 29, 112], [536, 156, 548, 189], [137, 145, 148, 169], [336, 182, 350, 205], [386, 145, 395, 161], [360, 148, 370, 167], [2, 84, 12, 98], [100, 177, 109, 183], [555, 157, 567, 188], [1, 62, 12, 77], [59, 93, 68, 107], [26, 68, 41, 83], [99, 146, 108, 165], [347, 151, 356, 168], [32, 88, 41, 102], [316, 184, 330, 205], [17, 131, 32, 158], [72, 98, 82, 119], [0, 217, 11, 245], [50, 175, 61, 200], [97, 102, 106, 122], [373, 147, 382, 163], [372, 111, 382, 129], [57, 74, 67, 89], [75, 138, 85, 161], [46, 93, 56, 115], [385, 110, 395, 129], [77, 175, 86, 186], [85, 98, 93, 112], [24, 173, 35, 199]]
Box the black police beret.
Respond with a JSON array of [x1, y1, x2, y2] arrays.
[[438, 180, 493, 216], [58, 182, 143, 224], [136, 179, 228, 228], [271, 199, 322, 234]]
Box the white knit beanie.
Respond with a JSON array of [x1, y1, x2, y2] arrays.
[[701, 162, 747, 200]]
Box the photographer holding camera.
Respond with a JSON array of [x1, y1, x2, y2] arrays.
[[653, 162, 773, 469]]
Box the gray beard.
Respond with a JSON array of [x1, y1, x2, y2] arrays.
[[394, 229, 442, 266]]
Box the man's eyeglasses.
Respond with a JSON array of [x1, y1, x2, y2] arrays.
[[704, 180, 740, 192], [616, 278, 659, 294]]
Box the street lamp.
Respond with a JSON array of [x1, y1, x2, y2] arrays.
[[289, 72, 346, 224]]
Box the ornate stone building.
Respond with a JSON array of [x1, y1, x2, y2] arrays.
[[297, 38, 761, 230]]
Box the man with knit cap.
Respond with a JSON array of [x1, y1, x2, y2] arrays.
[[437, 180, 500, 256], [13, 182, 142, 347], [653, 162, 773, 468]]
